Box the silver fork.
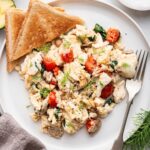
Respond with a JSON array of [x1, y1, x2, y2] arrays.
[[111, 49, 149, 150]]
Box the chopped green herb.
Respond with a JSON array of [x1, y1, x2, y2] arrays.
[[78, 35, 87, 43], [122, 63, 129, 68], [79, 103, 85, 110], [78, 57, 84, 63], [63, 40, 71, 48], [93, 48, 105, 55], [99, 81, 104, 87], [61, 72, 70, 87], [32, 73, 42, 82], [88, 35, 96, 41], [35, 43, 51, 53], [35, 62, 40, 71], [103, 98, 114, 106], [40, 88, 50, 98], [110, 60, 118, 70], [84, 78, 97, 89], [41, 63, 45, 74], [54, 108, 61, 119], [70, 84, 75, 91], [66, 122, 74, 128], [94, 24, 106, 40]]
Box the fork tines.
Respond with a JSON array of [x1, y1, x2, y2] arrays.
[[134, 49, 149, 81]]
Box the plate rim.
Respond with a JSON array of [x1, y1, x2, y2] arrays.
[[118, 0, 150, 11], [0, 0, 150, 149]]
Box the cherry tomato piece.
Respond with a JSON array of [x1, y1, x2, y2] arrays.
[[61, 50, 74, 63], [49, 91, 57, 108], [43, 57, 56, 71], [53, 67, 60, 76], [50, 80, 57, 85], [85, 56, 96, 73], [106, 28, 120, 43], [100, 82, 114, 99], [86, 119, 101, 134]]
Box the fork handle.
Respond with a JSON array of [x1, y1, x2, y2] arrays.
[[111, 100, 132, 150]]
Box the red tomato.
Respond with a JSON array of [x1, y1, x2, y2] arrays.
[[50, 80, 57, 85], [86, 119, 100, 134], [100, 82, 114, 99], [48, 91, 57, 108], [86, 119, 94, 130], [61, 49, 74, 63], [85, 56, 96, 73], [43, 57, 56, 71], [106, 28, 120, 43], [53, 67, 60, 76]]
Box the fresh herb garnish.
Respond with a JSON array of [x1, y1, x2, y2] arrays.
[[54, 108, 61, 119], [41, 63, 45, 74], [99, 81, 104, 87], [94, 24, 106, 40], [78, 57, 84, 63], [103, 98, 114, 106], [110, 60, 118, 70], [78, 35, 87, 43], [122, 63, 129, 68], [93, 48, 105, 55], [35, 43, 51, 53], [63, 40, 71, 48], [61, 72, 70, 87], [124, 109, 150, 150], [84, 78, 97, 89], [40, 88, 50, 98], [32, 73, 42, 82], [88, 35, 96, 41]]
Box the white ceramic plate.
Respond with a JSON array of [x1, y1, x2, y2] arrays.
[[118, 0, 150, 11], [0, 0, 150, 150]]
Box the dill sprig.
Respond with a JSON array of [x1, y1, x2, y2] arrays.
[[123, 109, 150, 150]]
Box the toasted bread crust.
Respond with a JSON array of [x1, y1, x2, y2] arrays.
[[12, 0, 84, 61], [5, 8, 25, 72]]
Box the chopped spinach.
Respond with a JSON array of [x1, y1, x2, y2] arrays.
[[88, 35, 96, 41], [41, 63, 45, 74], [54, 108, 61, 119], [103, 98, 114, 106], [35, 43, 51, 53], [40, 88, 50, 98], [110, 60, 118, 70], [94, 24, 106, 40]]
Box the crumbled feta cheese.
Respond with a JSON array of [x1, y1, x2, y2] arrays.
[[113, 80, 126, 103], [43, 71, 53, 83]]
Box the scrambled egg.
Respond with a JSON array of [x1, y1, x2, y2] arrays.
[[17, 24, 137, 138]]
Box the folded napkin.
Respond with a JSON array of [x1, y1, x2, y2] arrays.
[[0, 113, 46, 150]]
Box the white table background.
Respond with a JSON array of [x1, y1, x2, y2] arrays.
[[0, 0, 150, 149]]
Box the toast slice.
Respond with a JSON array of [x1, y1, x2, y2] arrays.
[[5, 8, 25, 72], [12, 0, 84, 61]]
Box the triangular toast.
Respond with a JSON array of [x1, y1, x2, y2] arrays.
[[12, 0, 84, 61], [5, 8, 25, 72]]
